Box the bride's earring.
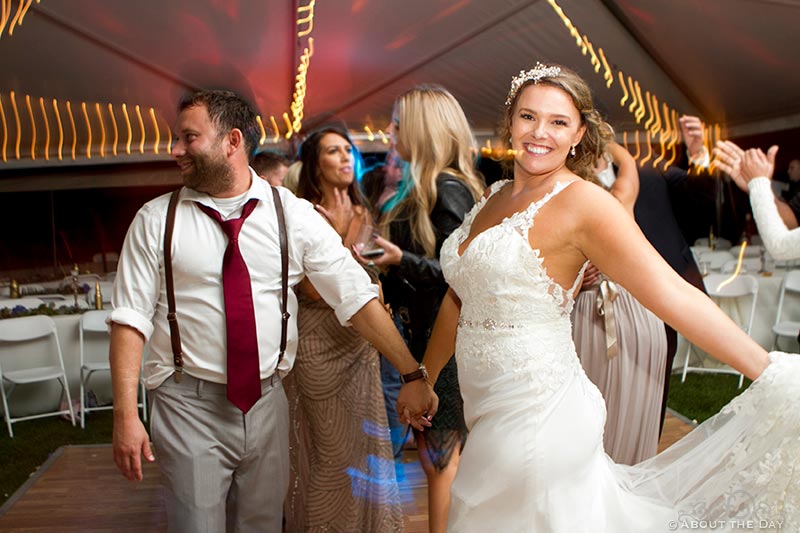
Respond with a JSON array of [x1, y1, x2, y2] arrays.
[[570, 145, 576, 157]]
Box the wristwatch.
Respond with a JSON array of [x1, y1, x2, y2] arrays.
[[400, 363, 429, 385]]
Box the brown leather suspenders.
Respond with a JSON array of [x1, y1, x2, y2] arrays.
[[272, 187, 290, 373], [162, 186, 289, 383], [164, 190, 184, 380]]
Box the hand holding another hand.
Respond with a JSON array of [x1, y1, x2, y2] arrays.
[[396, 380, 439, 431]]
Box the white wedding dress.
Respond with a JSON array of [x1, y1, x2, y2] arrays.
[[440, 180, 800, 532]]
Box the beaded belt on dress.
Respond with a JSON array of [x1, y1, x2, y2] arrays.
[[458, 318, 520, 330]]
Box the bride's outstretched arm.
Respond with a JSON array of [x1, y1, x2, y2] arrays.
[[572, 184, 770, 381]]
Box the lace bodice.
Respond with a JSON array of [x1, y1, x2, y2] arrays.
[[440, 180, 591, 415], [441, 179, 586, 325]]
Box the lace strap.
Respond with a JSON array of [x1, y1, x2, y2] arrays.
[[485, 179, 510, 201], [568, 260, 590, 294], [519, 180, 578, 231], [462, 180, 510, 228]]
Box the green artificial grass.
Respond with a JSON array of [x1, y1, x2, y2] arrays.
[[0, 373, 751, 509], [666, 372, 752, 424]]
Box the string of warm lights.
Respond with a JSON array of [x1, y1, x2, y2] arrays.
[[258, 0, 316, 145], [0, 1, 309, 162], [717, 241, 747, 291], [148, 107, 159, 155], [53, 99, 62, 160], [135, 104, 145, 154], [0, 0, 41, 39], [96, 103, 105, 157], [545, 0, 721, 172], [25, 93, 35, 160], [10, 90, 20, 160], [0, 94, 6, 162], [39, 97, 49, 160], [81, 101, 91, 159], [289, 37, 314, 136], [0, 91, 171, 163], [545, 0, 746, 271]]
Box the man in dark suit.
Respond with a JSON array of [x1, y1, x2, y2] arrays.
[[633, 115, 715, 433]]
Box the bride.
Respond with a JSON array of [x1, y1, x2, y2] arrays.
[[397, 63, 799, 532]]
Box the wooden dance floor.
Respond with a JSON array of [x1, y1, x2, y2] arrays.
[[0, 412, 692, 532]]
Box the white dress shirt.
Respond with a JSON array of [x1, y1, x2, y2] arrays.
[[111, 170, 379, 388]]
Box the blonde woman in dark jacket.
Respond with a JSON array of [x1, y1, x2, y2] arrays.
[[355, 84, 484, 533]]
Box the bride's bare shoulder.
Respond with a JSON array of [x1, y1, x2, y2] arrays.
[[563, 179, 616, 204], [558, 180, 629, 226]]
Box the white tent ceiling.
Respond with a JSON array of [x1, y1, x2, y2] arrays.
[[0, 0, 798, 177]]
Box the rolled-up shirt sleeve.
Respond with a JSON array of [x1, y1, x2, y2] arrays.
[[293, 200, 378, 325], [110, 202, 163, 339]]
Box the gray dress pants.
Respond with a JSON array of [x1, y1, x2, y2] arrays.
[[150, 373, 289, 533]]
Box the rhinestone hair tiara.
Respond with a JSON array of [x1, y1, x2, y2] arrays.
[[505, 63, 562, 106]]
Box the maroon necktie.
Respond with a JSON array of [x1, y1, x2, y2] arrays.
[[197, 198, 261, 413]]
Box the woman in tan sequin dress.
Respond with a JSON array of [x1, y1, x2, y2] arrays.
[[282, 126, 402, 532]]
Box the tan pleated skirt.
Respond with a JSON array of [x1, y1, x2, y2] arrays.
[[571, 282, 667, 465]]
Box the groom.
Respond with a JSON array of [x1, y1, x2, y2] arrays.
[[108, 88, 436, 532]]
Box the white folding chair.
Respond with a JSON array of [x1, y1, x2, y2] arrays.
[[720, 257, 761, 274], [79, 310, 147, 427], [681, 273, 759, 388], [694, 237, 732, 251], [697, 250, 735, 272], [772, 270, 800, 351], [731, 243, 762, 258], [0, 315, 76, 437]]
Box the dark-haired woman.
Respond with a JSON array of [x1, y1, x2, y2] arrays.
[[283, 127, 402, 532]]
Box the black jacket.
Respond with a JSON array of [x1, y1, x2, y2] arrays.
[[381, 173, 476, 359]]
